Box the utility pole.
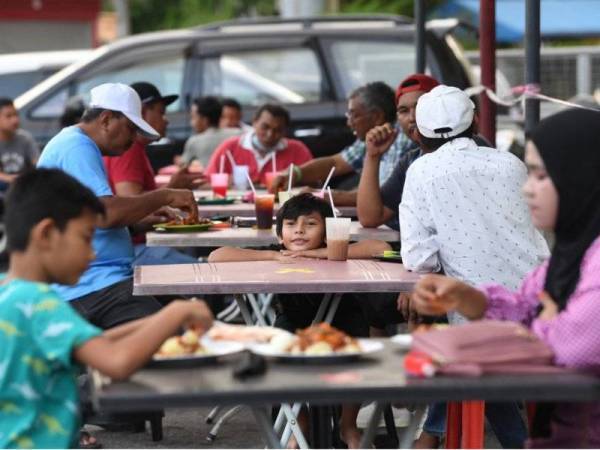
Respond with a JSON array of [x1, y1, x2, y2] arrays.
[[112, 0, 130, 38], [525, 0, 541, 134], [479, 0, 496, 146]]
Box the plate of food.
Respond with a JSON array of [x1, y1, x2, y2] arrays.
[[390, 333, 413, 350], [373, 250, 403, 263], [197, 197, 237, 205], [248, 323, 383, 363], [153, 216, 213, 232], [149, 329, 245, 368]]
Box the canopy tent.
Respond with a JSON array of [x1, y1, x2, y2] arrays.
[[433, 0, 600, 43]]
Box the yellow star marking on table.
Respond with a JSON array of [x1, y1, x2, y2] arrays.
[[22, 355, 49, 375], [39, 414, 67, 435], [0, 320, 22, 337], [0, 401, 21, 414], [275, 268, 315, 274]]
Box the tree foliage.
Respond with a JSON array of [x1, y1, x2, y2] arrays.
[[127, 0, 444, 34]]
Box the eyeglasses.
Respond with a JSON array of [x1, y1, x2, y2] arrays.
[[345, 110, 370, 121]]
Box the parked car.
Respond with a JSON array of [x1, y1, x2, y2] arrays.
[[15, 15, 474, 167], [0, 50, 91, 100]]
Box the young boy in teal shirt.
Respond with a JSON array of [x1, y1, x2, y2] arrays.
[[0, 169, 213, 449]]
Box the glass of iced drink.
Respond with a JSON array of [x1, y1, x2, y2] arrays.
[[210, 173, 229, 198], [278, 191, 292, 204], [326, 217, 351, 261], [232, 165, 249, 190], [254, 194, 275, 229]]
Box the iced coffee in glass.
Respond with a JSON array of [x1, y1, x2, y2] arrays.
[[326, 217, 351, 261], [254, 194, 275, 229]]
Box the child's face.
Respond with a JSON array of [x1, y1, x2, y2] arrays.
[[523, 141, 558, 230], [45, 211, 97, 285], [278, 212, 326, 251]]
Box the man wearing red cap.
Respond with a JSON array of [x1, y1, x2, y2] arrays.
[[356, 73, 439, 230]]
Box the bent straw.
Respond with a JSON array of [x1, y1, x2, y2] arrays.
[[219, 155, 225, 174], [320, 166, 336, 194], [327, 186, 337, 219], [245, 171, 256, 196], [271, 151, 277, 173], [287, 164, 294, 192], [225, 150, 236, 168]]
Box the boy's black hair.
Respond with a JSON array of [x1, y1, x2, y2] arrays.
[[221, 97, 242, 111], [5, 168, 105, 252], [275, 192, 333, 237], [0, 98, 14, 110], [193, 96, 223, 127], [253, 103, 290, 127]]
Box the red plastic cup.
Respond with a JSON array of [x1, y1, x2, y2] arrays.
[[210, 173, 229, 198], [263, 172, 277, 191], [254, 194, 275, 229]]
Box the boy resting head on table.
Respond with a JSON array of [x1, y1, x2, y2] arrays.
[[209, 192, 390, 448], [0, 168, 213, 449]]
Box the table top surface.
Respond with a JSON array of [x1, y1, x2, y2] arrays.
[[146, 222, 399, 247], [133, 259, 419, 295], [93, 340, 600, 412]]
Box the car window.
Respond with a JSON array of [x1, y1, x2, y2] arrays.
[[201, 48, 324, 105], [29, 50, 185, 119], [0, 71, 49, 99], [328, 40, 416, 97], [75, 53, 185, 110]]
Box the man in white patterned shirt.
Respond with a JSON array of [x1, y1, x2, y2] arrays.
[[399, 85, 549, 448]]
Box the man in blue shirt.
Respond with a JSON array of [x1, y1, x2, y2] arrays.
[[38, 83, 198, 329]]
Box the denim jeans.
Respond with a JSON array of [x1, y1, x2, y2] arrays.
[[133, 244, 199, 265], [423, 401, 527, 448]]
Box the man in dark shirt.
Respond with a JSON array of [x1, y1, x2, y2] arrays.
[[356, 74, 439, 230]]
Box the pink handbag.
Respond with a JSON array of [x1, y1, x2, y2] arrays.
[[410, 320, 569, 376]]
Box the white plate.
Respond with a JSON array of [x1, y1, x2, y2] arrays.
[[249, 338, 383, 363], [149, 337, 245, 368], [390, 333, 413, 349]]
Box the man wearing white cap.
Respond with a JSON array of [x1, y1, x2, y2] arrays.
[[399, 85, 549, 447], [38, 83, 199, 329]]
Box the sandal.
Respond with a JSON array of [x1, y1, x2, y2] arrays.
[[79, 430, 102, 449]]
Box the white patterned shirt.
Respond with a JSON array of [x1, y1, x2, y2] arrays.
[[400, 137, 549, 293]]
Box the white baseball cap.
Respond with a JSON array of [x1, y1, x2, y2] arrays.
[[89, 83, 160, 140], [416, 85, 475, 139]]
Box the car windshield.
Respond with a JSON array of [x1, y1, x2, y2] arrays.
[[328, 39, 416, 97]]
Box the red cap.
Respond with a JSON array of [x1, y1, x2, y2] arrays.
[[395, 74, 440, 103]]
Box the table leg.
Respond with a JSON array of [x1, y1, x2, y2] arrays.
[[279, 403, 309, 449], [324, 293, 342, 324], [246, 293, 268, 326], [259, 293, 276, 324], [399, 405, 426, 449], [309, 404, 333, 449], [251, 407, 283, 449], [358, 402, 384, 449], [312, 293, 332, 324], [233, 294, 254, 325], [216, 299, 239, 321]]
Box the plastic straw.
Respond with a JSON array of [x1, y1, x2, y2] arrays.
[[225, 150, 236, 168], [245, 171, 256, 196], [327, 187, 337, 219], [219, 155, 225, 174], [271, 151, 277, 173], [287, 164, 293, 192], [320, 166, 336, 194]]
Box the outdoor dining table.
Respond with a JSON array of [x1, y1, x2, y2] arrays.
[[133, 259, 420, 447], [91, 339, 600, 449], [146, 222, 399, 247]]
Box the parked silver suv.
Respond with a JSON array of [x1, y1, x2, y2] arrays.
[[15, 15, 474, 166]]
